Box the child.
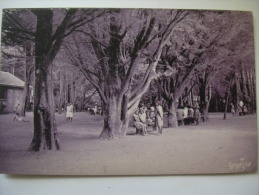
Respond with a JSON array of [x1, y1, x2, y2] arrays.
[[66, 103, 74, 122]]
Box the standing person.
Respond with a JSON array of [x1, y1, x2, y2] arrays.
[[66, 103, 74, 122], [239, 100, 244, 116], [155, 101, 163, 134], [147, 106, 155, 127], [187, 105, 194, 124], [230, 103, 235, 116], [193, 106, 200, 125]]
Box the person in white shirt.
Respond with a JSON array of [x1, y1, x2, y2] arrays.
[[66, 103, 74, 122]]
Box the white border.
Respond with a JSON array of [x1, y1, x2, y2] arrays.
[[0, 0, 258, 195]]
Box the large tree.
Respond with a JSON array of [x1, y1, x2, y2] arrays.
[[65, 9, 189, 139], [2, 8, 106, 150]]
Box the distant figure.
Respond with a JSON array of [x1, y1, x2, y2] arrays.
[[13, 115, 30, 122], [239, 100, 244, 108], [176, 106, 184, 126], [13, 103, 21, 121], [243, 104, 248, 115], [187, 106, 194, 124], [89, 103, 98, 115], [155, 101, 163, 134], [230, 103, 235, 116], [138, 107, 147, 124], [193, 106, 200, 125], [239, 100, 244, 116], [147, 106, 155, 127], [133, 111, 147, 135], [66, 103, 74, 122]]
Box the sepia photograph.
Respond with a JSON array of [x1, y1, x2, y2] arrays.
[[0, 8, 257, 175]]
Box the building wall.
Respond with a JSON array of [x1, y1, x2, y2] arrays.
[[0, 87, 23, 113]]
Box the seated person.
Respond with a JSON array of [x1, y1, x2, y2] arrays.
[[132, 112, 147, 135], [13, 113, 29, 122]]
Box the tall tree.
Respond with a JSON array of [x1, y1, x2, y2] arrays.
[[2, 8, 106, 150], [65, 9, 189, 138]]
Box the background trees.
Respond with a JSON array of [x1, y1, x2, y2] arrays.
[[64, 9, 189, 138], [1, 8, 255, 147]]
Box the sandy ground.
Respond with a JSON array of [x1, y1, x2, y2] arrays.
[[0, 112, 257, 175]]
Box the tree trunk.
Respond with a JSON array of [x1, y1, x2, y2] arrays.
[[99, 96, 122, 139], [247, 70, 256, 112], [199, 83, 211, 122], [19, 42, 33, 116], [58, 69, 64, 114], [167, 99, 178, 127], [19, 78, 30, 116], [241, 69, 248, 100], [29, 65, 60, 151], [235, 71, 241, 116], [223, 85, 231, 120], [99, 93, 132, 139], [29, 10, 61, 151]]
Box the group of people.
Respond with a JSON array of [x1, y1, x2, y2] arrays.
[[88, 103, 102, 115], [230, 100, 248, 116], [176, 105, 200, 126], [132, 101, 164, 135], [13, 101, 74, 122]]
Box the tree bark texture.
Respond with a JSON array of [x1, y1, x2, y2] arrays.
[[235, 70, 241, 116], [29, 9, 76, 150], [199, 80, 211, 122], [167, 100, 178, 127], [19, 42, 33, 116], [66, 10, 190, 138], [29, 10, 60, 151], [58, 69, 64, 113]]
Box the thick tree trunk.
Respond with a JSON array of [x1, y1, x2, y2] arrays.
[[29, 66, 60, 151], [167, 99, 178, 127], [99, 96, 122, 139], [99, 93, 132, 139], [29, 9, 61, 151]]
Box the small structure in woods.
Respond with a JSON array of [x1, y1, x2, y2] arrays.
[[0, 71, 24, 113]]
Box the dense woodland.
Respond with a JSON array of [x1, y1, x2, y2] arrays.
[[0, 8, 256, 151]]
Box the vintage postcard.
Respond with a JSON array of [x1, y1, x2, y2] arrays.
[[0, 8, 257, 175]]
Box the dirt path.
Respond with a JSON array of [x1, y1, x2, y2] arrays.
[[0, 112, 257, 175]]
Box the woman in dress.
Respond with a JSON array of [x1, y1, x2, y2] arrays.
[[66, 103, 74, 122]]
